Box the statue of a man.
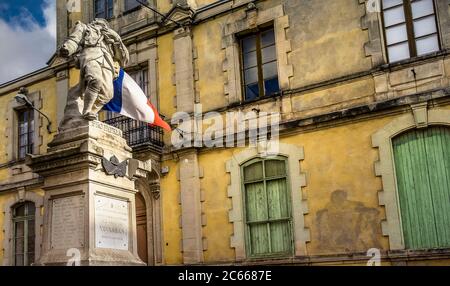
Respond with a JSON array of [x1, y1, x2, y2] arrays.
[[58, 19, 129, 120]]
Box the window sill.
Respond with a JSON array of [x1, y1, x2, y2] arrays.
[[380, 49, 449, 72], [228, 92, 283, 109]]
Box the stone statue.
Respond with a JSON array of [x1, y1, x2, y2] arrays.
[[58, 19, 129, 129]]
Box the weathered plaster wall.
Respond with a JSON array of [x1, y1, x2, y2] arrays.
[[193, 18, 228, 112], [160, 159, 183, 264], [285, 0, 372, 88]]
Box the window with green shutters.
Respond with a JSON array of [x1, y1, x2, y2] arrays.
[[241, 157, 293, 258], [393, 126, 450, 250]]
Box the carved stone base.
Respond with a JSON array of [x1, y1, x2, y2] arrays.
[[27, 120, 151, 266]]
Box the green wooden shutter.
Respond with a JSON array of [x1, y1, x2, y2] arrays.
[[243, 158, 292, 257], [393, 126, 450, 249]]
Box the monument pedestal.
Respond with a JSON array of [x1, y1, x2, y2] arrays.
[[27, 120, 150, 266]]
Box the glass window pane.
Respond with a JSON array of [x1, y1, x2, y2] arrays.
[[386, 24, 408, 45], [242, 35, 256, 53], [261, 46, 277, 64], [413, 16, 437, 38], [383, 6, 406, 27], [267, 179, 289, 218], [388, 42, 410, 62], [19, 148, 26, 160], [270, 221, 291, 253], [416, 34, 439, 56], [244, 162, 263, 181], [263, 62, 278, 79], [261, 29, 275, 47], [23, 121, 28, 134], [15, 237, 24, 254], [245, 182, 267, 222], [20, 134, 28, 147], [244, 67, 258, 84], [382, 0, 403, 9], [15, 205, 26, 218], [245, 84, 259, 101], [28, 220, 35, 237], [411, 0, 434, 19], [28, 235, 35, 254], [243, 51, 257, 68], [249, 224, 269, 255], [265, 160, 286, 177], [95, 0, 105, 17], [26, 202, 35, 216], [265, 78, 280, 96]]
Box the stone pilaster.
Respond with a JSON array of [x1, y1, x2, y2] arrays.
[[173, 26, 196, 113], [178, 150, 203, 264]]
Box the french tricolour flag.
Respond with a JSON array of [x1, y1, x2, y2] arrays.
[[103, 69, 171, 131]]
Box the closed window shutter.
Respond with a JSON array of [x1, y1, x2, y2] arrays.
[[393, 127, 450, 249], [424, 127, 450, 247], [243, 159, 292, 257]]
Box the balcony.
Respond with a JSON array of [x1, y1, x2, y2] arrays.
[[103, 115, 164, 152]]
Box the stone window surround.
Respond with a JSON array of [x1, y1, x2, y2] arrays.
[[222, 3, 293, 105], [6, 91, 43, 164], [2, 190, 44, 266], [226, 142, 309, 261], [371, 103, 450, 250], [360, 0, 450, 67]]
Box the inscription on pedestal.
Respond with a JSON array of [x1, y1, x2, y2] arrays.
[[95, 195, 129, 250], [51, 195, 85, 250]]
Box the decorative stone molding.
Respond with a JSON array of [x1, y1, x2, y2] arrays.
[[225, 142, 309, 261], [222, 3, 293, 104], [359, 0, 385, 67], [371, 106, 450, 250], [2, 190, 44, 266]]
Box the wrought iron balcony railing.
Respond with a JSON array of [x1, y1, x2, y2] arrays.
[[103, 115, 164, 151]]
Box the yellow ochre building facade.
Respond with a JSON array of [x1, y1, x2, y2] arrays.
[[1, 0, 450, 266]]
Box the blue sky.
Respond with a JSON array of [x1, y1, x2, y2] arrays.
[[0, 0, 56, 84], [0, 0, 48, 27]]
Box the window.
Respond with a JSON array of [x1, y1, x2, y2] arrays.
[[12, 202, 36, 266], [17, 108, 34, 160], [95, 0, 114, 19], [129, 68, 149, 97], [125, 0, 141, 12], [240, 27, 280, 101], [393, 126, 450, 249], [242, 157, 293, 257], [382, 0, 440, 63]]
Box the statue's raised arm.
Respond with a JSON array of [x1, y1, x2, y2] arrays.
[[59, 21, 87, 58], [58, 19, 129, 125]]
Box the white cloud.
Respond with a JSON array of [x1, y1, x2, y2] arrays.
[[0, 0, 56, 85]]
